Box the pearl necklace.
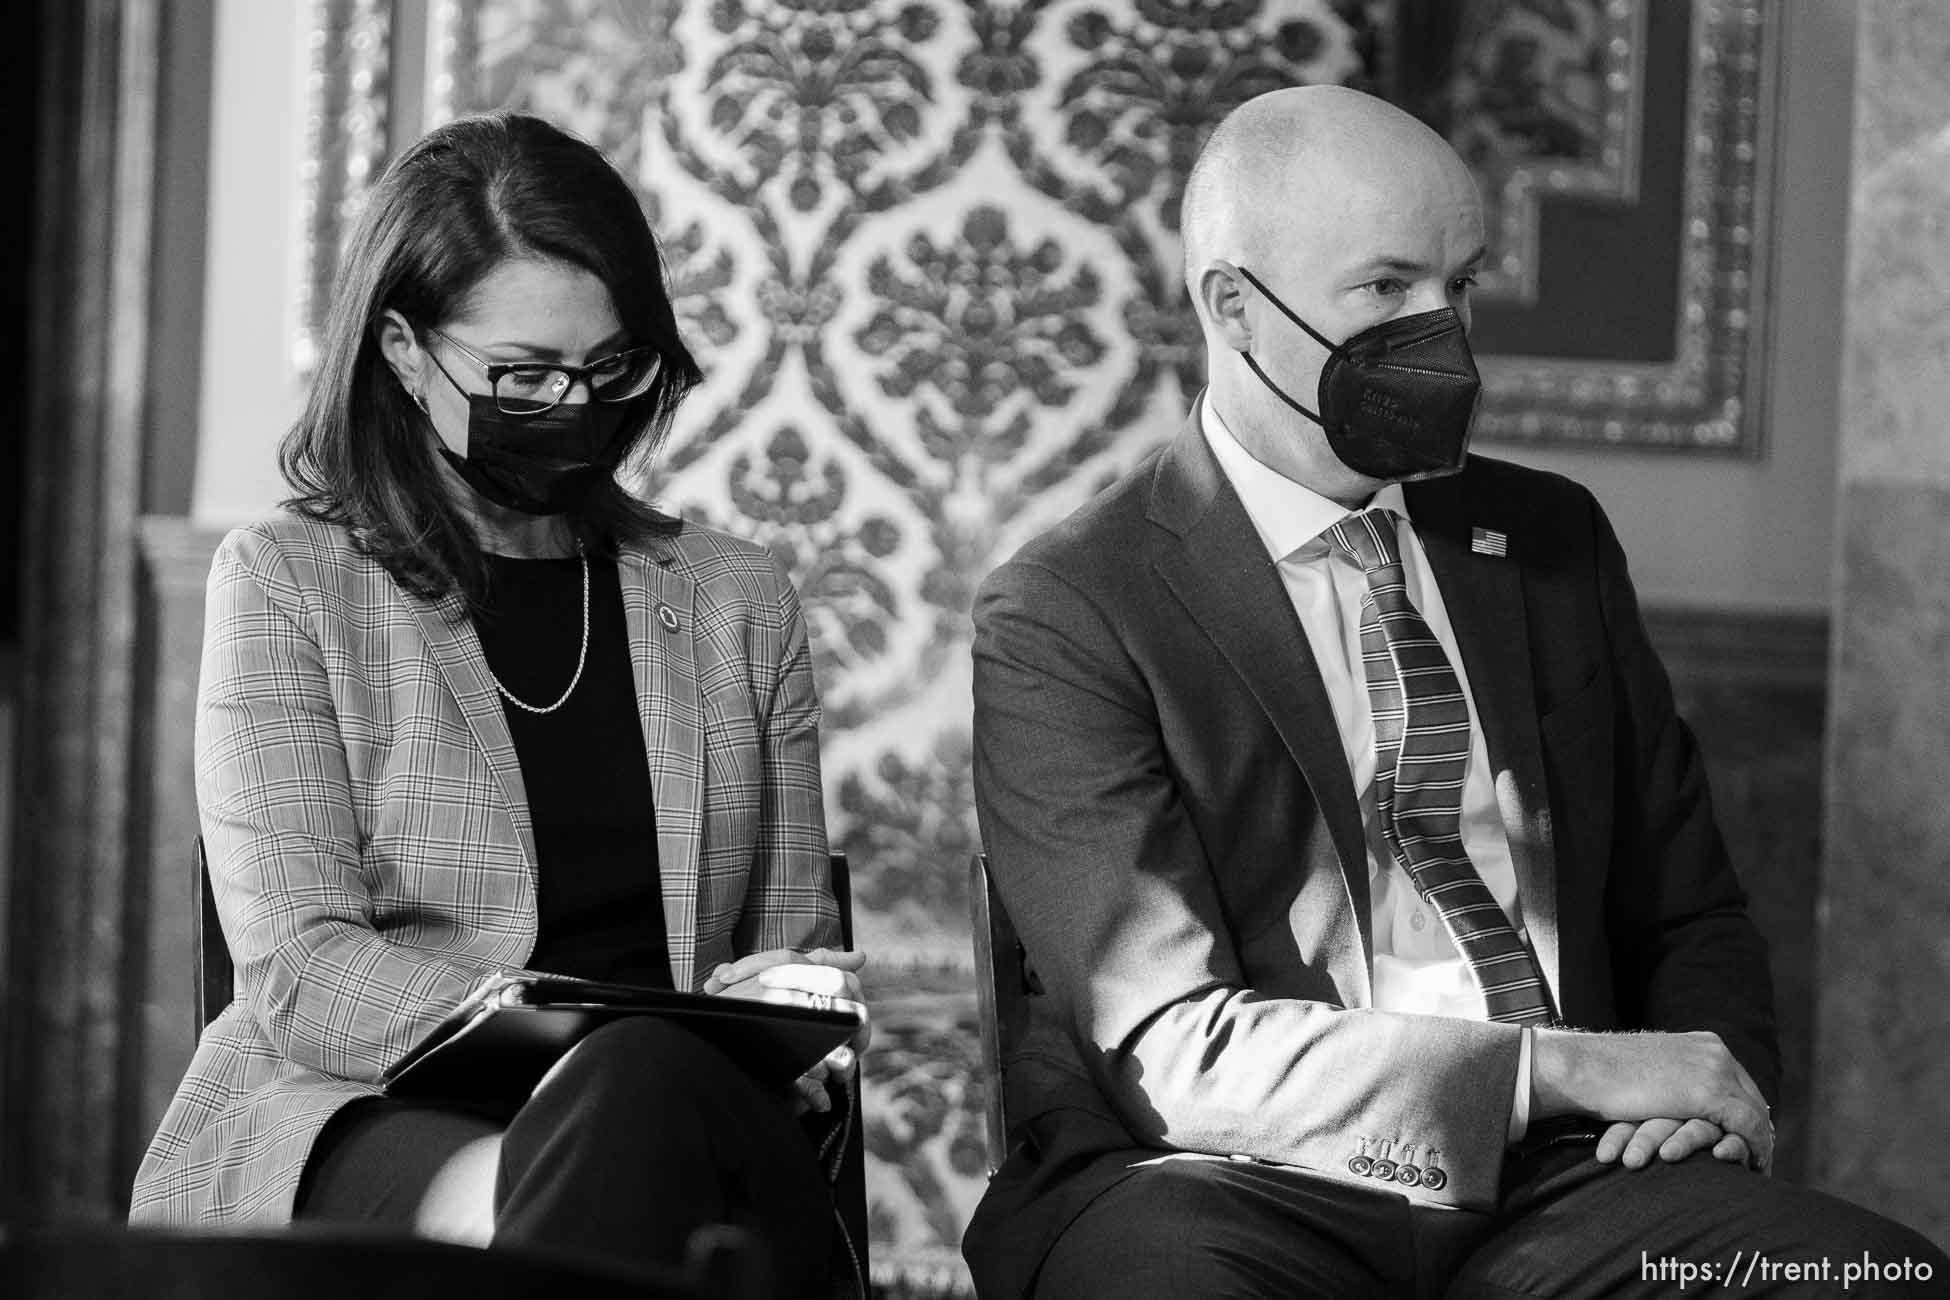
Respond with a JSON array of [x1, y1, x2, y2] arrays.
[[486, 549, 590, 715]]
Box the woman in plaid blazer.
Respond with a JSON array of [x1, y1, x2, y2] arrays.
[[130, 114, 867, 1296]]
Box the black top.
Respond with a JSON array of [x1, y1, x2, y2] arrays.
[[472, 552, 672, 988]]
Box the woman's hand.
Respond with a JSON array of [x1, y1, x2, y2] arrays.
[[785, 1053, 850, 1118], [705, 947, 870, 1116], [704, 947, 867, 1034]]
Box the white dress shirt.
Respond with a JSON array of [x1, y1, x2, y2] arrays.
[[1199, 400, 1534, 1136]]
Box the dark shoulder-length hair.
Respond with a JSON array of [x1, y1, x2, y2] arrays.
[[280, 111, 704, 606]]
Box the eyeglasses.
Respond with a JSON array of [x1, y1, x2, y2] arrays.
[[422, 325, 664, 416]]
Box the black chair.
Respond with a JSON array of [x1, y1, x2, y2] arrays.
[[193, 840, 870, 1280], [969, 851, 1038, 1176], [192, 836, 228, 1032], [820, 853, 871, 1285], [0, 1223, 726, 1299]]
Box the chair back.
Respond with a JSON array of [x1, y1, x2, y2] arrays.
[[194, 836, 232, 1032], [823, 852, 870, 1281], [827, 851, 853, 950], [970, 852, 1037, 1176]]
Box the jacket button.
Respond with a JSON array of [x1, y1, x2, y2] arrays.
[[1420, 1166, 1447, 1191], [1369, 1159, 1396, 1180], [1394, 1163, 1421, 1186], [1347, 1155, 1373, 1177]]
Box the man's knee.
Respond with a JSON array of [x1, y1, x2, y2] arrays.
[[1638, 1183, 1948, 1298], [1672, 1166, 1943, 1273], [1453, 1152, 1949, 1298], [1757, 1194, 1948, 1296], [1035, 1158, 1401, 1300]]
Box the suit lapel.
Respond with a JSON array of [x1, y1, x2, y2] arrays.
[[1147, 421, 1375, 988], [1405, 478, 1561, 1001], [408, 593, 539, 877], [620, 540, 704, 993]]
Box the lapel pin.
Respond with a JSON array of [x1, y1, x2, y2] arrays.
[[657, 604, 681, 633], [1470, 527, 1509, 558]]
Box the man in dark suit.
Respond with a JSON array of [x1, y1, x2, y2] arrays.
[[965, 85, 1947, 1298]]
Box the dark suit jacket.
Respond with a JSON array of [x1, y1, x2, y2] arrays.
[[963, 416, 1777, 1298]]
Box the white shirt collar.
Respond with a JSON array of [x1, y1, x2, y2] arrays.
[[1197, 395, 1407, 564]]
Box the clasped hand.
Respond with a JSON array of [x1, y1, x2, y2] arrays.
[[704, 946, 869, 1117], [1532, 1028, 1774, 1175]]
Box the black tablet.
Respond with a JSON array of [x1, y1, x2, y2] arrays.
[[383, 973, 864, 1103]]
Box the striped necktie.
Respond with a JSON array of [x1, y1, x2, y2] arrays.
[[1325, 509, 1555, 1027]]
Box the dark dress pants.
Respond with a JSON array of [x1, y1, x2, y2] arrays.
[[1030, 1141, 1949, 1299], [296, 1018, 836, 1299]]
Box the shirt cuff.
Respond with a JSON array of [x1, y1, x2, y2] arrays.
[[1507, 1025, 1533, 1143]]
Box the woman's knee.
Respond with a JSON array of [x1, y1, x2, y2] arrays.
[[531, 1017, 743, 1115]]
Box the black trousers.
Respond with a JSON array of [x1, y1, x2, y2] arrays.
[[296, 1018, 836, 1299], [1030, 1142, 1950, 1299]]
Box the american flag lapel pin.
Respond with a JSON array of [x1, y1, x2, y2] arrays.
[[1470, 527, 1509, 558]]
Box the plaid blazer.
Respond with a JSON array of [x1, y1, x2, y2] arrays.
[[130, 511, 838, 1224]]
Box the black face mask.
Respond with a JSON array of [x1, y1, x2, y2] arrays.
[[433, 392, 634, 517], [1236, 267, 1481, 482]]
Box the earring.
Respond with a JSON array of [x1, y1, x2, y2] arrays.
[[405, 381, 429, 415]]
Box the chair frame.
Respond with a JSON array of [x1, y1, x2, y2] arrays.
[[193, 837, 228, 1031], [970, 851, 1034, 1177]]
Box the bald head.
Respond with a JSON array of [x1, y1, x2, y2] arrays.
[[1179, 85, 1486, 505], [1181, 85, 1475, 304]]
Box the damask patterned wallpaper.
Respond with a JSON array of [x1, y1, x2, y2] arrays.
[[434, 1, 1370, 1282]]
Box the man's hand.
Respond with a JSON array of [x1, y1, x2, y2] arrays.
[[705, 947, 870, 1115], [1531, 1029, 1773, 1173], [1595, 1118, 1758, 1171]]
